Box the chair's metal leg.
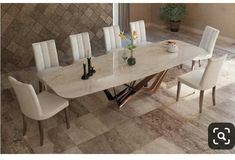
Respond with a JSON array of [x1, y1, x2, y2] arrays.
[[191, 60, 195, 70], [179, 64, 183, 69], [44, 84, 48, 91], [176, 81, 181, 101], [199, 60, 201, 67], [39, 81, 43, 93], [38, 121, 44, 146], [22, 114, 27, 136], [199, 90, 204, 113], [64, 107, 70, 129], [212, 86, 216, 106]]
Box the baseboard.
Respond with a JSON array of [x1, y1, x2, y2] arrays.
[[180, 25, 235, 44], [148, 23, 235, 44], [180, 25, 202, 34], [148, 23, 167, 30]]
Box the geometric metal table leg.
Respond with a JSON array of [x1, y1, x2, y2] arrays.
[[118, 74, 157, 108], [143, 70, 168, 94], [103, 70, 168, 108]]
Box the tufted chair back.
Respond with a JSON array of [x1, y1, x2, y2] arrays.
[[32, 40, 59, 72], [200, 55, 227, 89], [199, 26, 220, 56], [69, 32, 92, 62], [130, 20, 147, 45], [103, 25, 122, 52]]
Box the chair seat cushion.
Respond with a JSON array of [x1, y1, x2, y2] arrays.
[[178, 69, 204, 90], [37, 91, 68, 120]]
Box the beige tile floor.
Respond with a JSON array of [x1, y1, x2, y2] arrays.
[[1, 26, 235, 153]]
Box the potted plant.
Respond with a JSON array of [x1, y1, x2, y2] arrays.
[[160, 4, 186, 32]]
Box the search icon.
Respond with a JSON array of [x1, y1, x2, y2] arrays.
[[217, 132, 226, 141]]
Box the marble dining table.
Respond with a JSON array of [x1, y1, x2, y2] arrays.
[[37, 40, 208, 108]]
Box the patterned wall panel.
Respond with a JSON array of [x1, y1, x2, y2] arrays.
[[1, 3, 113, 73]]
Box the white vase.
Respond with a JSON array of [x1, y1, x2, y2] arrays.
[[167, 43, 178, 53]]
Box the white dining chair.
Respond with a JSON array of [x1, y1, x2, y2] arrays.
[[8, 76, 70, 146], [129, 20, 151, 46], [69, 32, 92, 62], [191, 26, 220, 70], [32, 40, 61, 92], [176, 55, 227, 113], [103, 25, 122, 53]]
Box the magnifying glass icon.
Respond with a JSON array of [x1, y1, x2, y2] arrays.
[[217, 132, 226, 141]]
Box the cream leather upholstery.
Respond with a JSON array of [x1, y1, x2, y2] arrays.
[[8, 76, 69, 121], [178, 55, 227, 90], [69, 32, 92, 62], [103, 25, 122, 52], [200, 55, 227, 89], [193, 26, 220, 61], [178, 70, 204, 90], [130, 20, 151, 46], [177, 55, 226, 113], [32, 40, 60, 72]]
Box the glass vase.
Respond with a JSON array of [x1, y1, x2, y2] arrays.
[[127, 49, 136, 66]]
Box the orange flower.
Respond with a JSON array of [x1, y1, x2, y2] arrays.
[[132, 31, 138, 40]]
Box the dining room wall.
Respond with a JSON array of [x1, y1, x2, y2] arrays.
[[1, 3, 113, 74], [130, 3, 235, 40], [181, 4, 235, 40], [129, 3, 152, 24]]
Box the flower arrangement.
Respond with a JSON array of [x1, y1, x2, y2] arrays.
[[119, 31, 138, 66], [119, 31, 138, 53]]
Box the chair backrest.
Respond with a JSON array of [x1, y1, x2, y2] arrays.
[[129, 20, 147, 45], [32, 40, 59, 72], [69, 32, 92, 62], [8, 76, 42, 120], [200, 55, 227, 89], [103, 25, 122, 52], [199, 26, 220, 56]]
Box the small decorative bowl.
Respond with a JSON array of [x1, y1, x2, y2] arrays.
[[167, 41, 178, 53]]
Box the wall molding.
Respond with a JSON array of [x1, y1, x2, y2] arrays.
[[148, 23, 235, 44]]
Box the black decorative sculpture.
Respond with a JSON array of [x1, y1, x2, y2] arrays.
[[81, 62, 89, 80], [87, 58, 93, 76]]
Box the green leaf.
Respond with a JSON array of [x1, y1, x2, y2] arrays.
[[160, 3, 186, 22]]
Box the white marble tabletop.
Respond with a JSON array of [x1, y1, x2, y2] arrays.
[[38, 40, 208, 99]]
